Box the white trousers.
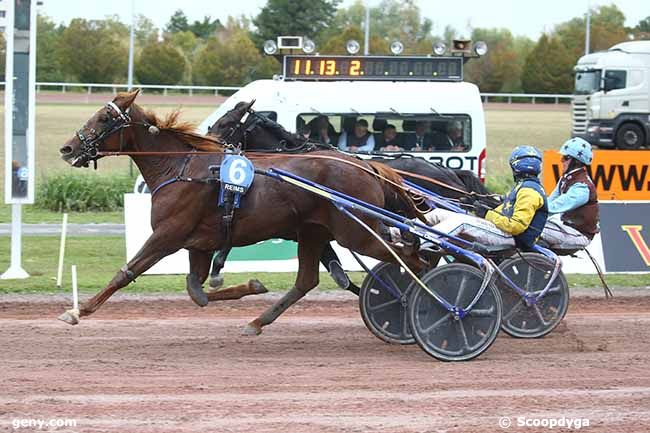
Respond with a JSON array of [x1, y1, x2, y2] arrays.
[[424, 208, 515, 247], [540, 214, 591, 249]]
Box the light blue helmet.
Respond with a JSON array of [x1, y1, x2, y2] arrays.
[[509, 145, 542, 176], [560, 137, 593, 165]]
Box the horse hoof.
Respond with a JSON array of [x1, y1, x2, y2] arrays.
[[187, 274, 209, 307], [249, 279, 268, 295], [209, 274, 224, 290], [242, 323, 262, 336], [58, 309, 80, 326], [188, 289, 209, 307]]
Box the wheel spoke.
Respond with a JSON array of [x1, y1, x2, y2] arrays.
[[533, 304, 551, 326], [401, 304, 410, 338], [458, 320, 471, 351], [454, 275, 467, 305], [368, 298, 400, 312], [532, 285, 562, 297], [525, 265, 533, 291], [503, 299, 525, 321], [421, 312, 452, 334], [384, 273, 404, 297], [469, 306, 496, 317]]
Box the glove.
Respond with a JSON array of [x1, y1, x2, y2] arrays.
[[458, 195, 475, 212], [474, 201, 492, 218]]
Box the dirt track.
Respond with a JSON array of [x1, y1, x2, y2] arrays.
[[1, 292, 649, 433]]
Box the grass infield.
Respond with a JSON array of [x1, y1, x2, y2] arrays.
[[0, 236, 647, 295]]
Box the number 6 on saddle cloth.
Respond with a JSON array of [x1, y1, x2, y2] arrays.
[[217, 154, 255, 207]]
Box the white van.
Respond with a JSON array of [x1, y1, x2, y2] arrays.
[[198, 55, 487, 181]]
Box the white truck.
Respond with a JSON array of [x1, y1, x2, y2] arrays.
[[572, 40, 650, 149]]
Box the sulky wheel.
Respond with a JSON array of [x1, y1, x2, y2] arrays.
[[359, 262, 416, 345], [497, 253, 569, 339], [407, 263, 502, 361]]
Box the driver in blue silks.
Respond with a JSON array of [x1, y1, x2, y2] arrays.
[[540, 137, 599, 249]]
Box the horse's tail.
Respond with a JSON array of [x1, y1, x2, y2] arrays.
[[367, 161, 426, 222]]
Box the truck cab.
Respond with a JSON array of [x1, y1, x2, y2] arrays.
[[198, 53, 488, 181], [572, 40, 650, 149]]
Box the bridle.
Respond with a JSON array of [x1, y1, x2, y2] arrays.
[[210, 107, 321, 153], [208, 107, 265, 149], [74, 102, 136, 168]]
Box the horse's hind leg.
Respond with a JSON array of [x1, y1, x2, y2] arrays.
[[186, 249, 213, 307], [321, 244, 360, 295], [206, 279, 268, 302], [186, 249, 268, 305], [242, 227, 327, 336]]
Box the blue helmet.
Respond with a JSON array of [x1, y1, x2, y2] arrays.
[[509, 145, 542, 176], [560, 137, 593, 165]]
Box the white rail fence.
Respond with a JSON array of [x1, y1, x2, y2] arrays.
[[0, 82, 575, 103]]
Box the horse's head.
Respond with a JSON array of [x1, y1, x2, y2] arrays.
[[207, 100, 255, 145], [60, 90, 140, 167]]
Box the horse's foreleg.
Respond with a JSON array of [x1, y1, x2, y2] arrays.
[[58, 230, 182, 325], [242, 228, 326, 336]]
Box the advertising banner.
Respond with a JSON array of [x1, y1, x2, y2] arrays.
[[599, 202, 650, 273], [543, 150, 650, 201]]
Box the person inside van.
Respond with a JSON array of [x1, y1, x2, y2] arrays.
[[378, 124, 404, 151], [309, 115, 336, 145], [338, 119, 375, 152], [540, 137, 599, 249], [446, 120, 466, 151], [403, 121, 432, 151]]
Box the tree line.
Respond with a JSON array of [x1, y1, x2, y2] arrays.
[[1, 0, 648, 93]]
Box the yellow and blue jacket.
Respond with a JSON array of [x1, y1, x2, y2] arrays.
[[485, 178, 548, 250]]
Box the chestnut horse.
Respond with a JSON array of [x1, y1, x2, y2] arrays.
[[57, 91, 424, 335]]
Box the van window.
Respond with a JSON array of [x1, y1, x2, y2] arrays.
[[604, 70, 626, 91], [297, 113, 471, 153]]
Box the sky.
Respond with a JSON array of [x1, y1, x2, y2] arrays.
[[39, 0, 647, 41]]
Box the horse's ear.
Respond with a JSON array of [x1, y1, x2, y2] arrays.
[[234, 100, 255, 114], [114, 89, 140, 110]]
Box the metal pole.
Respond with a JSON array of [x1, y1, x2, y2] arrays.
[[2, 0, 33, 280], [364, 5, 370, 55], [585, 0, 591, 55], [127, 0, 135, 90], [56, 213, 68, 287], [1, 205, 29, 279], [127, 0, 135, 177]]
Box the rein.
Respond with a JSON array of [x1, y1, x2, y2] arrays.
[[97, 147, 485, 200]]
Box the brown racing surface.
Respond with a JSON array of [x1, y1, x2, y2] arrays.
[[1, 291, 649, 433]]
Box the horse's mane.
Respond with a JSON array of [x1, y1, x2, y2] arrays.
[[252, 113, 311, 148], [139, 105, 224, 152]]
